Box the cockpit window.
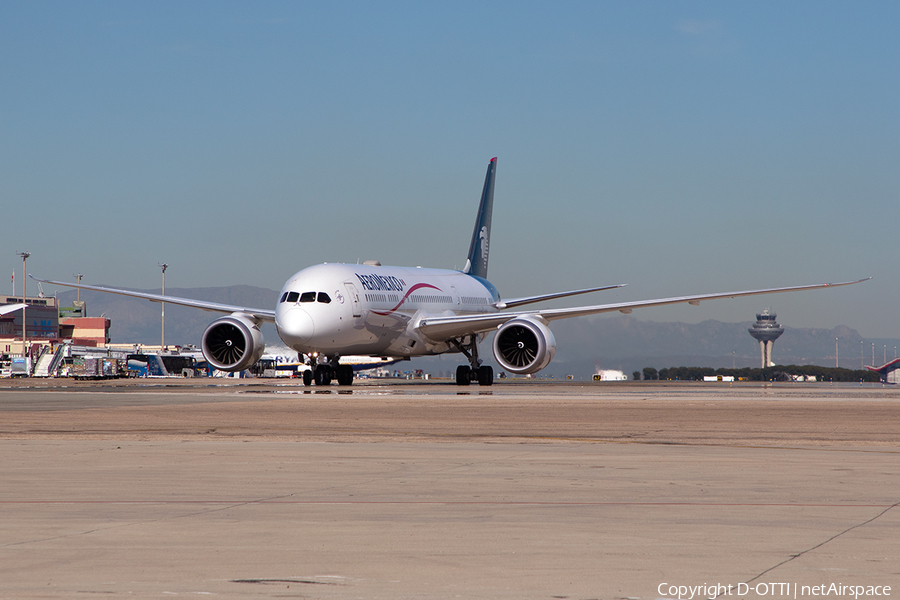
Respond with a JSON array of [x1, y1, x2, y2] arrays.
[[285, 291, 331, 304]]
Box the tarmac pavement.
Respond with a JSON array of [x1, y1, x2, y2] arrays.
[[0, 380, 897, 599]]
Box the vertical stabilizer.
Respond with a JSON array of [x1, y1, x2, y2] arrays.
[[463, 157, 497, 279]]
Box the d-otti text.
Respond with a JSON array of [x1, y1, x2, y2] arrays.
[[658, 583, 891, 600]]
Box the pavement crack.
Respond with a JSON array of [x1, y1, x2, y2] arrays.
[[232, 578, 338, 586], [722, 500, 900, 595], [0, 493, 296, 549]]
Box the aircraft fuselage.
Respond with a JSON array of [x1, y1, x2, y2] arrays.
[[275, 263, 500, 358]]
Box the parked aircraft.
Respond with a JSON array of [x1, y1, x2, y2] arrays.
[[34, 158, 868, 386]]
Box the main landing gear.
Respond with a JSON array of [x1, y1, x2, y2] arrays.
[[451, 335, 493, 386], [302, 359, 354, 386], [456, 364, 493, 386]]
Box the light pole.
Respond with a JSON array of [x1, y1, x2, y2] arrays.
[[17, 252, 30, 362], [835, 338, 838, 369], [74, 273, 83, 303], [159, 263, 168, 350]]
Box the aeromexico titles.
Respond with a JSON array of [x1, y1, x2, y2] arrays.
[[34, 158, 869, 386]]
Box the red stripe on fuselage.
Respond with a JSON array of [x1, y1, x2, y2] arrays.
[[371, 282, 443, 316]]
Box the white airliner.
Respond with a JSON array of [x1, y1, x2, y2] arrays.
[[34, 158, 868, 386]]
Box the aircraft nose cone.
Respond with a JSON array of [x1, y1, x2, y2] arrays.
[[278, 307, 314, 344]]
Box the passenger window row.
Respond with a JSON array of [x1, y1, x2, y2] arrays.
[[280, 291, 332, 304]]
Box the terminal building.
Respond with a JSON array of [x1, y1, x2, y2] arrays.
[[1, 294, 61, 354], [1, 294, 207, 378], [1, 295, 110, 356]]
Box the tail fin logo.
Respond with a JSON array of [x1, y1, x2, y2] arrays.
[[464, 158, 496, 279]]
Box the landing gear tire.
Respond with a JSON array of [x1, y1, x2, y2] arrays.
[[456, 365, 471, 386], [302, 370, 312, 386], [336, 364, 354, 386], [314, 365, 333, 386], [477, 365, 493, 386]]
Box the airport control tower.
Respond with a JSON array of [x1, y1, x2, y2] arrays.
[[748, 309, 784, 368]]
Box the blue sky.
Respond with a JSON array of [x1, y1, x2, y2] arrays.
[[2, 2, 897, 336]]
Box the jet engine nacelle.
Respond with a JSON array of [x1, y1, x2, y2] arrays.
[[201, 314, 265, 372], [492, 316, 557, 374]]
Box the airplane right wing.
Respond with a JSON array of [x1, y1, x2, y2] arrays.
[[417, 278, 871, 343], [0, 303, 26, 316], [30, 276, 277, 323]]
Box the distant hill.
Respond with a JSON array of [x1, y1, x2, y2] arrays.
[[56, 286, 895, 378], [546, 315, 889, 378]]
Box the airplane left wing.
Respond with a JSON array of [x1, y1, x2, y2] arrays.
[[417, 278, 871, 342], [30, 276, 277, 323], [495, 284, 626, 309]]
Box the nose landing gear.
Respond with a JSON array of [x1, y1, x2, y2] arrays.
[[313, 364, 333, 385], [302, 360, 354, 386]]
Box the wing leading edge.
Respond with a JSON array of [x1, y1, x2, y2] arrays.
[[0, 303, 26, 316], [29, 276, 276, 323], [417, 278, 871, 343], [495, 284, 627, 309]]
